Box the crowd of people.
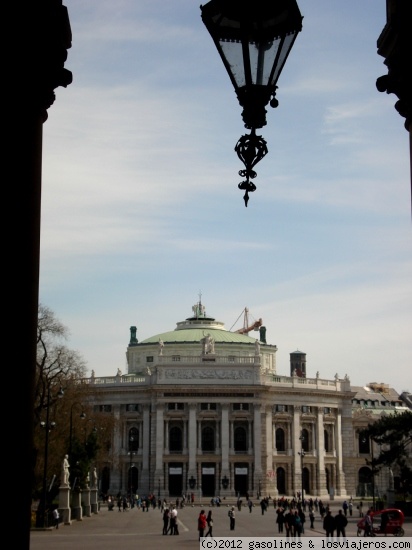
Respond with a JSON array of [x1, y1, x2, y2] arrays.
[[100, 492, 373, 539]]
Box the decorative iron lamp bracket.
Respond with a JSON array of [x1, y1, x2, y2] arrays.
[[235, 129, 268, 206], [201, 0, 303, 206]]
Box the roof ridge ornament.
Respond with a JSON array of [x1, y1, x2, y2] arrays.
[[192, 300, 206, 318]]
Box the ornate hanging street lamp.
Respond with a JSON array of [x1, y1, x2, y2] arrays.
[[201, 0, 303, 206]]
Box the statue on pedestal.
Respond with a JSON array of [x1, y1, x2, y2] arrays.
[[62, 454, 70, 486], [93, 467, 98, 489]]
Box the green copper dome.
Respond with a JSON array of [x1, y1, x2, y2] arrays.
[[138, 302, 262, 346]]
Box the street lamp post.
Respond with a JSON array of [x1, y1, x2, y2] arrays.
[[362, 436, 376, 510], [69, 403, 86, 458], [298, 432, 305, 503], [201, 0, 303, 206], [38, 384, 64, 527]]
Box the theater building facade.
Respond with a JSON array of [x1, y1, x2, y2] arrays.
[[87, 301, 407, 500]]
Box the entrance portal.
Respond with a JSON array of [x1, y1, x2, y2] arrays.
[[168, 464, 183, 497], [234, 464, 248, 497], [201, 464, 216, 497]]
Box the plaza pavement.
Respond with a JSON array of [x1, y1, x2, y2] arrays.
[[30, 499, 410, 550]]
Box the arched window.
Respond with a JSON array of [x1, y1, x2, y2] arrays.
[[202, 426, 215, 452], [275, 428, 285, 451], [324, 430, 329, 452], [128, 427, 139, 451], [301, 428, 309, 452], [357, 466, 372, 497], [169, 426, 183, 452], [234, 426, 247, 452]]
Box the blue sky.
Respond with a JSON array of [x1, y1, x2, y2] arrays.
[[39, 0, 411, 391]]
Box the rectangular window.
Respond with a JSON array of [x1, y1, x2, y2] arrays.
[[323, 407, 331, 414], [146, 356, 153, 362], [99, 405, 112, 412], [126, 404, 139, 412], [168, 403, 185, 410], [276, 405, 287, 412], [302, 406, 311, 413], [201, 403, 217, 410], [233, 403, 249, 411]]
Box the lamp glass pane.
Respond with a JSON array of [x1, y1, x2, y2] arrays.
[[249, 39, 281, 85], [270, 33, 295, 85], [219, 38, 245, 87]]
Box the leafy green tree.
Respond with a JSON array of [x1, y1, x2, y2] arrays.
[[361, 410, 412, 499]]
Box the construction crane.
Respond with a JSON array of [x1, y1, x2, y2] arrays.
[[231, 307, 263, 334]]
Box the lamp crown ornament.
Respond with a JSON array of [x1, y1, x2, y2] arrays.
[[201, 0, 303, 206]]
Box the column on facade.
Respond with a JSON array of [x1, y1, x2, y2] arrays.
[[316, 407, 326, 495], [154, 404, 164, 495], [248, 419, 253, 454], [253, 404, 262, 492], [265, 406, 276, 497], [165, 419, 169, 454], [197, 418, 202, 452], [264, 407, 272, 472], [141, 405, 150, 491], [111, 405, 122, 492], [272, 418, 277, 455], [221, 406, 229, 470], [188, 404, 197, 477], [221, 405, 230, 491], [335, 410, 346, 496], [292, 406, 301, 496], [183, 420, 188, 453]]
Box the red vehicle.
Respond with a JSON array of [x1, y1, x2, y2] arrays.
[[357, 508, 405, 536]]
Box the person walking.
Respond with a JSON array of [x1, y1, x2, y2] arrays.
[[358, 501, 363, 517], [162, 507, 169, 535], [247, 498, 253, 513], [205, 510, 214, 537], [293, 510, 303, 538], [298, 507, 306, 534], [198, 509, 207, 540], [284, 509, 294, 538], [364, 509, 373, 537], [52, 507, 60, 529], [309, 509, 315, 529], [276, 506, 285, 533], [169, 505, 178, 534], [323, 510, 336, 539], [260, 498, 267, 515], [335, 509, 348, 538], [228, 506, 235, 531]]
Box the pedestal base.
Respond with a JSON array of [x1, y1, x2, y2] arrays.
[[59, 485, 72, 525]]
